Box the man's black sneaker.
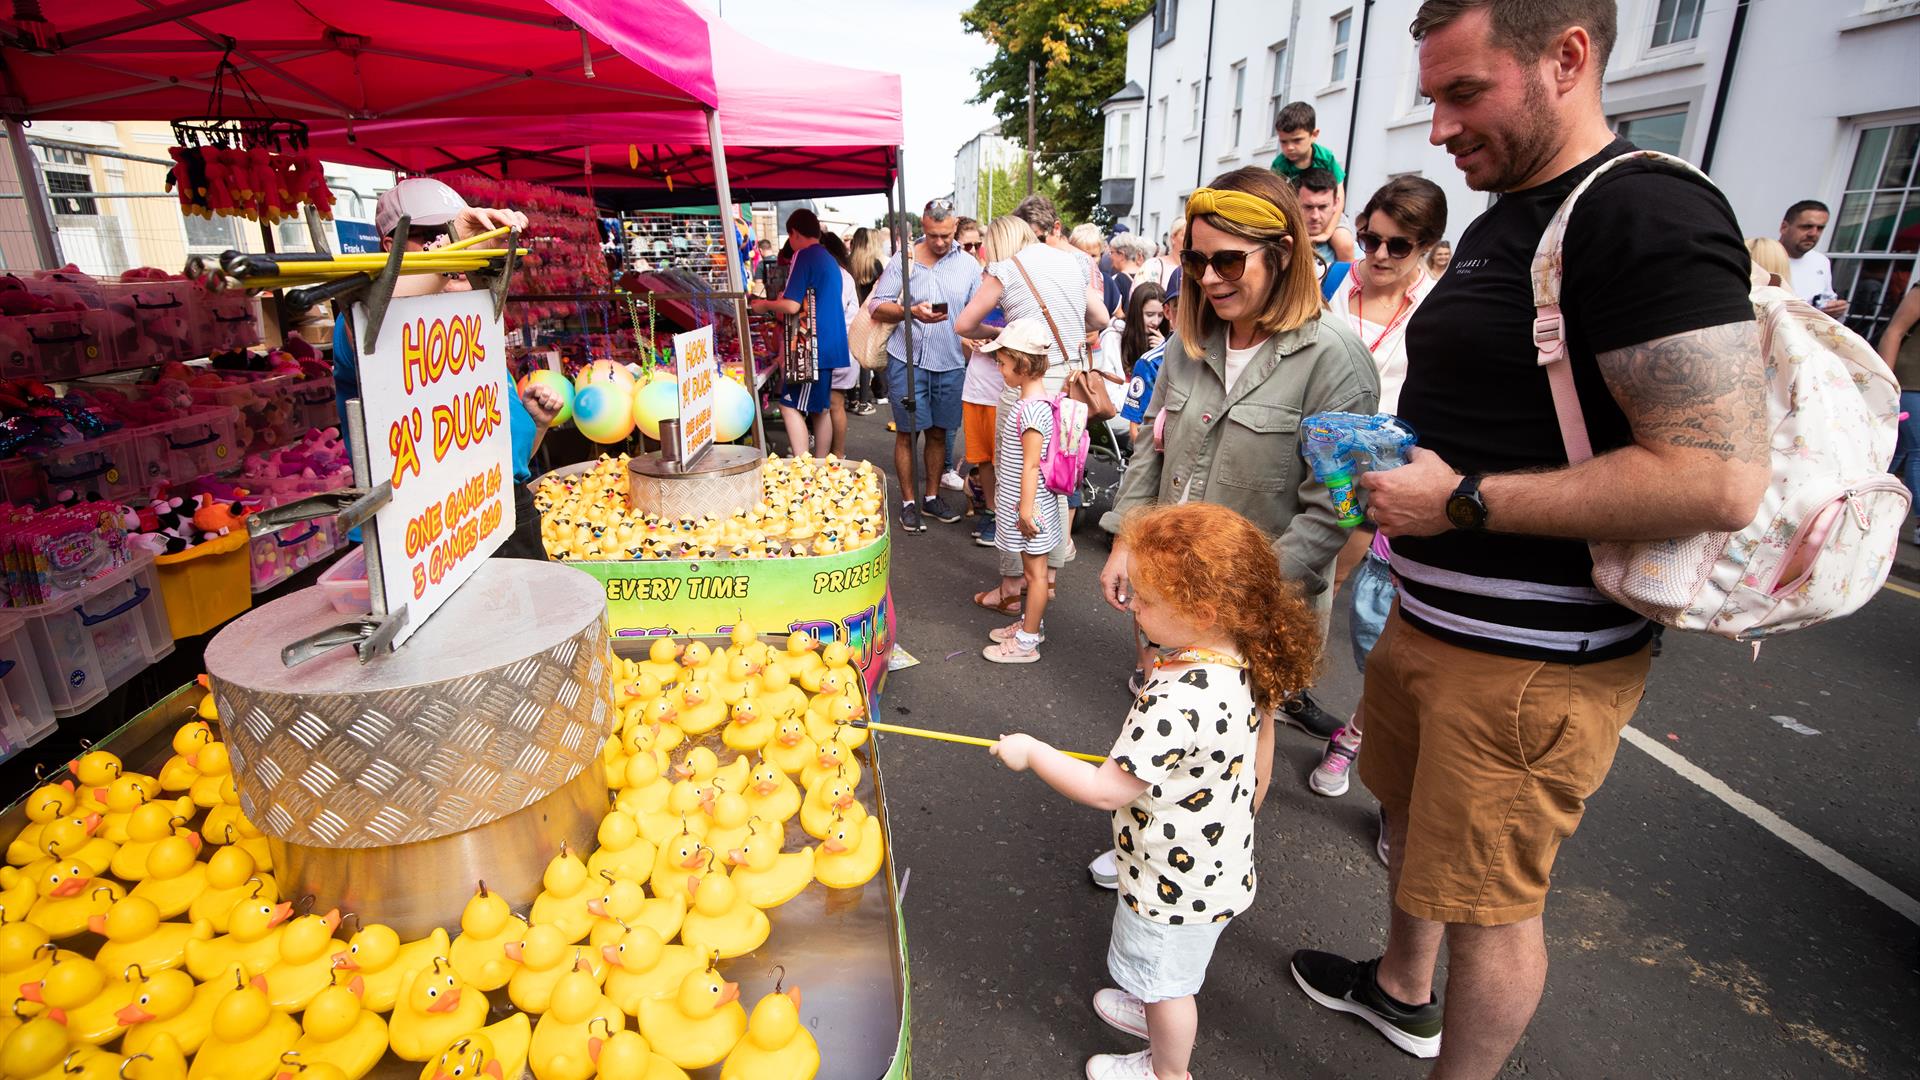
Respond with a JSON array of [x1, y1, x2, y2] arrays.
[[920, 496, 962, 523], [1280, 689, 1342, 739], [1290, 951, 1441, 1059], [899, 502, 927, 533]]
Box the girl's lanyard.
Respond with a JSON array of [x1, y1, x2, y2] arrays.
[[1346, 277, 1415, 353], [1152, 647, 1248, 671]]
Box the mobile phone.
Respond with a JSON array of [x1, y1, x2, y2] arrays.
[[931, 302, 949, 314]]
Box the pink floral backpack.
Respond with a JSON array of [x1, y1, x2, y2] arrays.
[[1041, 393, 1090, 496], [1532, 150, 1909, 647]]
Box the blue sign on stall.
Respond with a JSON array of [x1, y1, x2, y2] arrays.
[[335, 219, 380, 254]]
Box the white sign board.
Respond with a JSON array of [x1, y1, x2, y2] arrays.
[[353, 291, 516, 647], [674, 324, 717, 463]]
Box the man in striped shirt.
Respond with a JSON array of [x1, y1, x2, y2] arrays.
[[1288, 2, 1768, 1076]]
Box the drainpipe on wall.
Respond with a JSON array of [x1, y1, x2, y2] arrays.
[[1283, 0, 1304, 99], [1195, 0, 1219, 189], [1136, 27, 1157, 232], [1344, 0, 1375, 177], [1699, 0, 1751, 173]]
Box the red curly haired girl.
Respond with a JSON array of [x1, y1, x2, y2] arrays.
[[992, 502, 1319, 1080]]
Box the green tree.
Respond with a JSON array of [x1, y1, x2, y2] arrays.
[[961, 0, 1153, 223], [976, 160, 1064, 224]]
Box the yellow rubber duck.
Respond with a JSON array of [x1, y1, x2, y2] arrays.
[[26, 861, 123, 939], [20, 954, 132, 1045], [632, 638, 683, 687], [762, 717, 816, 778], [156, 722, 212, 794], [814, 813, 886, 890], [800, 736, 862, 795], [678, 871, 768, 961], [0, 921, 76, 1013], [388, 962, 489, 1062], [612, 669, 664, 711], [677, 641, 717, 681], [647, 828, 712, 906], [803, 669, 852, 725], [186, 973, 299, 1080], [447, 882, 526, 992], [416, 1013, 531, 1080], [0, 866, 38, 925], [529, 969, 624, 1080], [184, 899, 292, 981], [120, 967, 223, 1057], [186, 743, 232, 810], [88, 894, 212, 975], [665, 746, 720, 787], [129, 834, 208, 919], [614, 752, 670, 819], [637, 699, 684, 754], [637, 965, 747, 1071], [290, 979, 387, 1080], [818, 639, 859, 687], [262, 907, 346, 1011], [201, 777, 246, 848], [586, 812, 655, 886], [582, 876, 645, 949], [67, 750, 125, 810], [799, 773, 866, 841], [122, 1029, 190, 1080], [710, 655, 762, 707], [529, 845, 597, 945], [330, 923, 448, 1014], [505, 927, 602, 1016], [721, 619, 770, 668], [778, 633, 824, 684], [187, 846, 277, 933], [98, 774, 160, 845], [592, 1028, 692, 1080], [641, 780, 711, 849], [754, 664, 808, 725], [700, 786, 754, 859], [6, 783, 78, 866], [108, 799, 195, 882], [720, 985, 819, 1080], [599, 924, 702, 1017], [21, 812, 116, 879], [807, 694, 868, 751], [0, 1017, 73, 1080], [221, 811, 275, 873], [720, 698, 774, 754], [725, 819, 815, 910], [741, 760, 800, 826], [670, 682, 724, 736]]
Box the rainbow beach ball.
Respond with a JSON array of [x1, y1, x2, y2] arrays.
[[632, 378, 680, 441], [516, 369, 574, 427], [574, 382, 636, 444], [712, 376, 755, 442], [575, 359, 637, 395]]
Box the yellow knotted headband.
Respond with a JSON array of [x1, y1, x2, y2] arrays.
[[1186, 188, 1289, 233]]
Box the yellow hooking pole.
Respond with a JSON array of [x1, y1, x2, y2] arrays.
[[860, 720, 1106, 763]]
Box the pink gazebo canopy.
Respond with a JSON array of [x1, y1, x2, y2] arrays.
[[1, 0, 718, 122], [303, 15, 904, 207]]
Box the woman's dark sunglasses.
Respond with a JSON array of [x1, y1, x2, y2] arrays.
[[1179, 248, 1256, 282], [1356, 231, 1417, 259], [961, 241, 984, 252]]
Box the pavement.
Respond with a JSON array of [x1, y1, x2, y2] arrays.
[[834, 412, 1920, 1079]]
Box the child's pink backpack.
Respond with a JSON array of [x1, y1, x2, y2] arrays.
[[1042, 394, 1090, 496]]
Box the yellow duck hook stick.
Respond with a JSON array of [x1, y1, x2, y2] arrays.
[[848, 718, 1106, 763]]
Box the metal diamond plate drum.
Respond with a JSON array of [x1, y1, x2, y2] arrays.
[[626, 443, 763, 519], [205, 559, 614, 849]]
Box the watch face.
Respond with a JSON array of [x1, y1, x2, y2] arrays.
[[1446, 495, 1480, 529]]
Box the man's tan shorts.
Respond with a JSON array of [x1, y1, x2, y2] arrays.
[[1358, 609, 1651, 926]]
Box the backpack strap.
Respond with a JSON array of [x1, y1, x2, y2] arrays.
[[1530, 149, 1724, 466], [1010, 253, 1080, 369]]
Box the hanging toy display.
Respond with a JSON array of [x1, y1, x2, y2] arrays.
[[164, 49, 336, 226]]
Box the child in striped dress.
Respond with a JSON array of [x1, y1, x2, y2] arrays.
[[981, 318, 1061, 664]]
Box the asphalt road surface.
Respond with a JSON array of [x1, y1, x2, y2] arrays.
[[828, 413, 1920, 1080]]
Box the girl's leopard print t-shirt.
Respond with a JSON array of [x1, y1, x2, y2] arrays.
[[1108, 660, 1258, 924]]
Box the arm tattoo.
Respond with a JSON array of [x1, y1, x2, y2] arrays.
[[1595, 322, 1766, 463]]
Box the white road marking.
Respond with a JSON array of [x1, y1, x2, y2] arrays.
[[1766, 714, 1821, 736], [1621, 725, 1920, 927]]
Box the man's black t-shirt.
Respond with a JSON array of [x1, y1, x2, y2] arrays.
[[1393, 139, 1754, 663]]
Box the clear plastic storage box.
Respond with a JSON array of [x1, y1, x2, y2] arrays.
[[0, 612, 56, 759], [14, 553, 174, 717]]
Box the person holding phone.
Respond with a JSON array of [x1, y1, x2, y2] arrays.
[[868, 199, 981, 532]]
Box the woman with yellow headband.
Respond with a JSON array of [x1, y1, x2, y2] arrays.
[[1084, 165, 1380, 908]]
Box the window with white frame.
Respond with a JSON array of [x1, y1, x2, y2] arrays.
[[1229, 62, 1247, 148], [1119, 112, 1133, 175], [1830, 120, 1919, 343], [34, 145, 97, 216], [1153, 0, 1177, 47], [1266, 43, 1288, 134], [1156, 97, 1169, 170], [1612, 107, 1688, 159], [1105, 125, 1115, 177], [183, 214, 240, 251], [1649, 0, 1703, 50], [1330, 11, 1352, 84], [1189, 82, 1202, 135]]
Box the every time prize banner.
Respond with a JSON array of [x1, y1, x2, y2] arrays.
[[564, 532, 896, 698], [354, 291, 515, 647]]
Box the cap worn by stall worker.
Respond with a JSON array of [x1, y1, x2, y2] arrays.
[[375, 177, 470, 235], [978, 317, 1053, 356]]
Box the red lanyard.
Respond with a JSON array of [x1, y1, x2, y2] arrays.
[[1346, 276, 1415, 353]]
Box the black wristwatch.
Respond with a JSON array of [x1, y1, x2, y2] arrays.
[[1446, 475, 1488, 531]]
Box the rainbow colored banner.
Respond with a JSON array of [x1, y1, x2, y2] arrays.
[[563, 533, 894, 697]]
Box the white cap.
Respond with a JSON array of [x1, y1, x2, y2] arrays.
[[978, 317, 1053, 357], [375, 177, 469, 235]]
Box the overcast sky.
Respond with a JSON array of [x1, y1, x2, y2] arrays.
[[706, 0, 1001, 221]]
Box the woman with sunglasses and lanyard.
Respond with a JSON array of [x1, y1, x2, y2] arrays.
[[1308, 176, 1447, 806], [1093, 167, 1379, 881]]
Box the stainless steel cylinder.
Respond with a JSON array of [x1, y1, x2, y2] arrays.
[[626, 443, 762, 518], [205, 559, 613, 938]]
